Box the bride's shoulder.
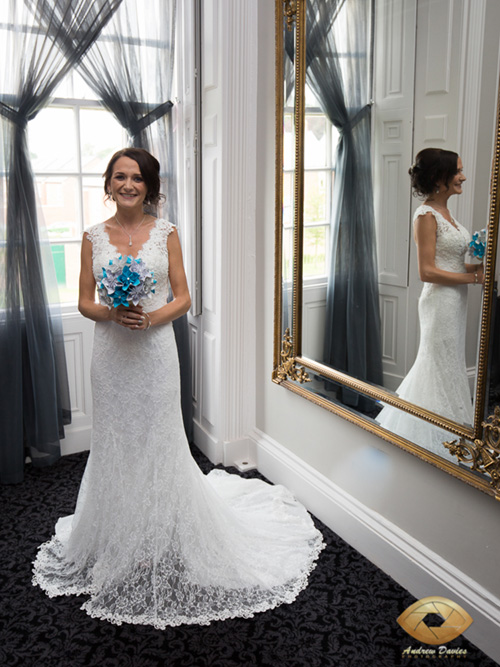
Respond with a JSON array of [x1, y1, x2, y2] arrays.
[[83, 221, 106, 243], [413, 204, 438, 228], [413, 204, 437, 220], [413, 205, 449, 233], [84, 218, 116, 243], [154, 218, 177, 236]]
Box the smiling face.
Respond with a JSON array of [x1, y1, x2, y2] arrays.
[[436, 156, 466, 197], [449, 156, 466, 195], [108, 156, 148, 212]]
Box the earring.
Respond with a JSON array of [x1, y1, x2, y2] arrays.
[[436, 187, 440, 194]]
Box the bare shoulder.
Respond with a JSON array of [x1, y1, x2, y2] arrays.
[[166, 225, 181, 247], [414, 211, 438, 245], [415, 211, 437, 231]]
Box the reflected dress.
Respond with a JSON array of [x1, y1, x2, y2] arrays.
[[376, 205, 474, 460], [32, 219, 324, 628]]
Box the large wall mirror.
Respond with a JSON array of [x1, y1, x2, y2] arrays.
[[274, 0, 500, 498]]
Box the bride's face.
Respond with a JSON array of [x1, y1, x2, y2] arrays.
[[449, 157, 466, 196], [109, 157, 148, 211], [437, 156, 466, 197]]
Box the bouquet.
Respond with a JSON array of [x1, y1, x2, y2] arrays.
[[468, 229, 487, 261], [98, 255, 156, 308]]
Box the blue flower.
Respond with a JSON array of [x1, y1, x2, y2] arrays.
[[468, 229, 486, 260], [97, 255, 156, 309]]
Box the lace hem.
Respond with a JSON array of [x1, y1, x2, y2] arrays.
[[33, 533, 325, 629], [32, 538, 95, 598], [85, 539, 324, 629]]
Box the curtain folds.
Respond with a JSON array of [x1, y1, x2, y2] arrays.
[[33, 0, 192, 439], [306, 0, 383, 408], [74, 0, 177, 218], [80, 0, 192, 439], [0, 0, 123, 484]]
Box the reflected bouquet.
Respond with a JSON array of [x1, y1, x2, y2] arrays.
[[468, 229, 487, 261], [98, 255, 156, 308]]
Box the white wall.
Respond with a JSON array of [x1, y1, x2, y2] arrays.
[[253, 0, 500, 661]]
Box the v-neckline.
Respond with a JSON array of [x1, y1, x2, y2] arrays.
[[102, 218, 158, 260]]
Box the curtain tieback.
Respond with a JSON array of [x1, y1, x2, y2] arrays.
[[127, 100, 174, 138], [0, 103, 28, 129], [340, 103, 372, 136]]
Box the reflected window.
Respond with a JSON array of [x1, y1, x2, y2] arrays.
[[283, 84, 340, 281]]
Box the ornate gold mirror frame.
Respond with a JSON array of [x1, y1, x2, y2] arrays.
[[273, 0, 500, 499]]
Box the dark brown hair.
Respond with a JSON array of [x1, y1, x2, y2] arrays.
[[103, 147, 164, 206], [409, 148, 459, 198]]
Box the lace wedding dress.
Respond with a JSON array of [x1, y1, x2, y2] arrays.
[[33, 219, 324, 628], [376, 205, 474, 460]]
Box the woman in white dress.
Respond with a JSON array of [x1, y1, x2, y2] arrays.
[[33, 148, 324, 628], [377, 148, 484, 460]]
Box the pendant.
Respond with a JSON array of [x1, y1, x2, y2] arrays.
[[129, 238, 132, 246]]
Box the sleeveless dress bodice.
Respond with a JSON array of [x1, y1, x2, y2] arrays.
[[88, 218, 174, 313]]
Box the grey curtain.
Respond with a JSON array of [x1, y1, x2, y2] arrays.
[[0, 0, 123, 484], [306, 0, 383, 408]]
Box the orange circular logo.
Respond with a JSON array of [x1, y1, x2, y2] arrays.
[[397, 596, 473, 645]]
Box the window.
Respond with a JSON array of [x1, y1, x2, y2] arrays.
[[27, 73, 126, 303], [283, 83, 340, 283]]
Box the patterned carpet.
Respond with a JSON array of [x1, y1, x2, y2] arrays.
[[1, 446, 497, 667]]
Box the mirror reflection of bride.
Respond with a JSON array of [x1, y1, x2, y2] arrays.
[[376, 148, 484, 459]]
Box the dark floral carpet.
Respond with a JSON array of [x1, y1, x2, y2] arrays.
[[1, 446, 497, 667]]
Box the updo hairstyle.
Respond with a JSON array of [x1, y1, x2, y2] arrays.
[[103, 147, 165, 207], [409, 148, 459, 198]]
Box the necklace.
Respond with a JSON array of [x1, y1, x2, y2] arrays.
[[114, 214, 147, 246]]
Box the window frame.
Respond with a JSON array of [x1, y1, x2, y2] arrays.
[[27, 96, 127, 309], [283, 97, 339, 288]]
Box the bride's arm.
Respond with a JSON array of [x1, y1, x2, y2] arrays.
[[78, 233, 145, 327], [146, 228, 191, 327], [465, 261, 484, 275], [414, 212, 484, 285]]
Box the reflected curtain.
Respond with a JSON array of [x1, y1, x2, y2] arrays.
[[33, 0, 193, 440], [306, 0, 383, 408], [0, 0, 123, 484]]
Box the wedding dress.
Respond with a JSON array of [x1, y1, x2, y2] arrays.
[[376, 205, 474, 460], [32, 219, 324, 628]]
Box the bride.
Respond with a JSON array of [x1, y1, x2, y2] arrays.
[[32, 147, 324, 628], [377, 148, 484, 460]]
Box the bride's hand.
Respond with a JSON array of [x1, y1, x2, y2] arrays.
[[111, 305, 148, 329]]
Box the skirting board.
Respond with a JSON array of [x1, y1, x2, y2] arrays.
[[60, 426, 90, 457], [193, 419, 223, 464], [251, 428, 500, 665], [192, 423, 257, 471]]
